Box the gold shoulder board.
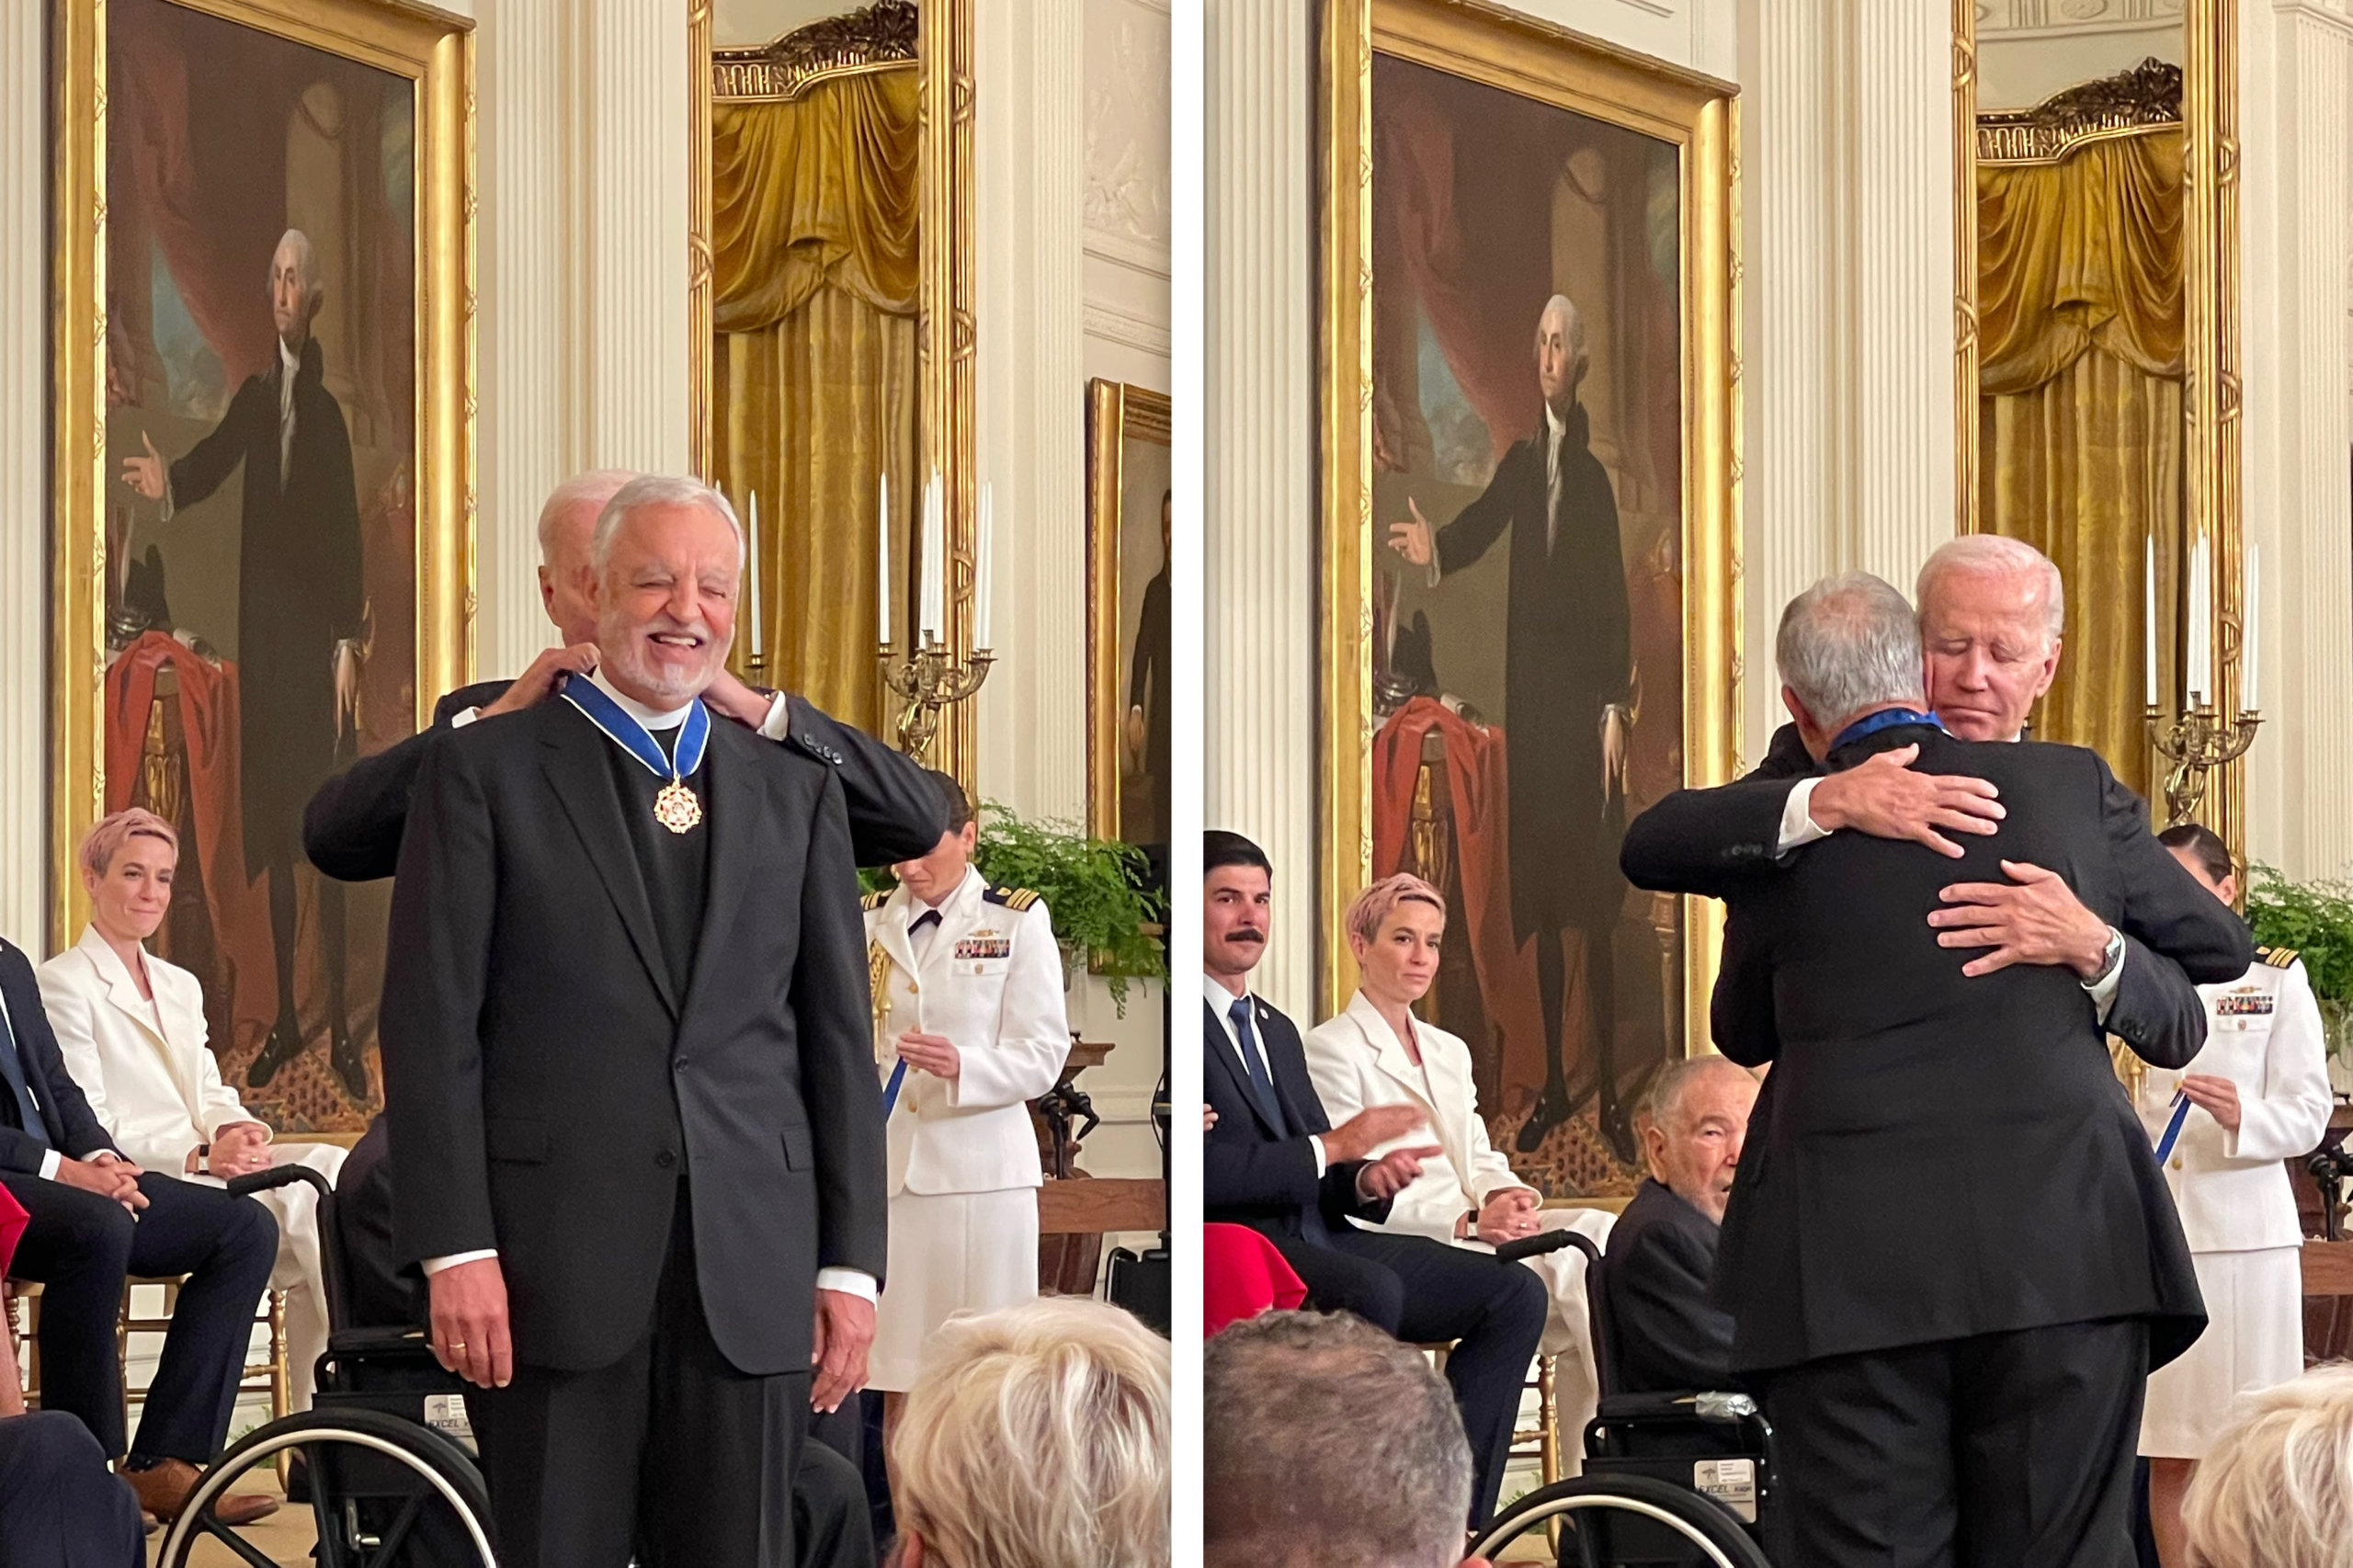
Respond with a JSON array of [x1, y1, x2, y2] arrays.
[[2259, 946, 2299, 970], [861, 890, 889, 911], [983, 886, 1040, 912]]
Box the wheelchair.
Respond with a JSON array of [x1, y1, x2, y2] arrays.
[[158, 1164, 497, 1568], [1469, 1230, 1778, 1568]]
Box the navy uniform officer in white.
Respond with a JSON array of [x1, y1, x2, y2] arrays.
[[863, 769, 1070, 1406], [2133, 823, 2332, 1568]]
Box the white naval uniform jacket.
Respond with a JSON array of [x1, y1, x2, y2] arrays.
[[1302, 989, 1534, 1242], [38, 925, 266, 1175], [2133, 946, 2334, 1255], [865, 867, 1072, 1198]]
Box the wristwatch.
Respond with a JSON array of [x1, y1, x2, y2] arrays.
[[2085, 926, 2126, 988]]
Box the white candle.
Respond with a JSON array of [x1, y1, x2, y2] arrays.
[[975, 482, 994, 651], [921, 469, 944, 642], [2144, 534, 2157, 707], [878, 472, 892, 647], [747, 491, 765, 661], [2188, 536, 2211, 701], [2244, 542, 2260, 712]]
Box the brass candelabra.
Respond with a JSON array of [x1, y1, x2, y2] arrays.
[[880, 634, 995, 759], [2144, 699, 2261, 830]]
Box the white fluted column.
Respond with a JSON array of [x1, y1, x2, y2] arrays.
[[1845, 0, 1955, 585], [1738, 0, 1837, 762], [1205, 0, 1314, 1018], [476, 0, 582, 678], [0, 0, 40, 947], [974, 0, 1088, 821], [2242, 0, 2353, 881], [587, 0, 689, 473]]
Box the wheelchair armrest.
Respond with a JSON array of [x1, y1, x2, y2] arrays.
[[1597, 1389, 1760, 1426], [225, 1165, 333, 1200]]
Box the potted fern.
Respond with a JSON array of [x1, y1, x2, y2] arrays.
[[860, 802, 1166, 1014], [2244, 864, 2353, 1084]]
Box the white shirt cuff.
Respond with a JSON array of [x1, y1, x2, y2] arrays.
[[1309, 1133, 1327, 1178], [37, 1149, 60, 1181], [815, 1267, 878, 1301], [421, 1249, 498, 1275], [2083, 941, 2125, 1024], [1778, 777, 1831, 853], [449, 707, 482, 729], [756, 692, 791, 742]]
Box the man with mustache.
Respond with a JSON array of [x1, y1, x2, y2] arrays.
[[1203, 830, 1546, 1528], [1623, 533, 2210, 1066], [380, 475, 883, 1566]]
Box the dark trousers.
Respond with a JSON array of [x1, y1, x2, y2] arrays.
[[0, 1410, 145, 1568], [472, 1193, 807, 1568], [795, 1439, 875, 1568], [1753, 1318, 2151, 1568], [1271, 1227, 1548, 1526], [1, 1170, 277, 1462]]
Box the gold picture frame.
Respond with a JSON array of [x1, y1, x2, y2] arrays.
[[689, 0, 979, 786], [1953, 1, 2245, 865], [1086, 379, 1174, 846], [48, 0, 475, 954], [1315, 0, 1742, 1062]]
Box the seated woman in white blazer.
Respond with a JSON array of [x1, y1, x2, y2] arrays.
[[1302, 874, 1614, 1449], [37, 809, 347, 1413], [2133, 824, 2334, 1568]]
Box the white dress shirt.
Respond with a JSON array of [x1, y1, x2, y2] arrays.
[[427, 670, 876, 1301], [1203, 974, 1325, 1176]]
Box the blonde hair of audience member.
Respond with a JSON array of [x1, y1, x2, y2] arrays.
[[2180, 1365, 2353, 1568], [1205, 1310, 1488, 1568], [1638, 1056, 1758, 1225], [887, 1298, 1169, 1568]]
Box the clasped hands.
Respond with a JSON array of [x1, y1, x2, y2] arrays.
[[1813, 747, 2109, 979], [428, 1256, 875, 1413]]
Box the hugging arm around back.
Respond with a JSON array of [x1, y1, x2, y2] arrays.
[[1620, 724, 1813, 897]]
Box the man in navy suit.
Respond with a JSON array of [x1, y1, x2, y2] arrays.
[[1202, 831, 1545, 1527]]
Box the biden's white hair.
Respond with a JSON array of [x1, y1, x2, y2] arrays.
[[589, 474, 745, 573], [1915, 534, 2066, 647], [537, 470, 639, 566]]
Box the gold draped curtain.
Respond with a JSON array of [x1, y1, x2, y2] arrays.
[[1977, 129, 2184, 799], [711, 68, 920, 733]]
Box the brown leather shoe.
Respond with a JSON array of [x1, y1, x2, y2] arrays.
[[121, 1458, 280, 1526]]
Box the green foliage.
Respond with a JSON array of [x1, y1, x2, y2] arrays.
[[859, 801, 1167, 1014], [2245, 864, 2353, 1006]]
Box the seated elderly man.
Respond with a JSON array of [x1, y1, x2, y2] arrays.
[[1602, 1055, 1757, 1392], [887, 1297, 1169, 1568], [1206, 1310, 1490, 1568]]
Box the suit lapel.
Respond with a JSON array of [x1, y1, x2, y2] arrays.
[[1203, 998, 1283, 1139], [539, 710, 678, 1017], [682, 716, 758, 1017], [1256, 1000, 1324, 1137]]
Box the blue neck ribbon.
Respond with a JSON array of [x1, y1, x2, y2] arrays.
[[561, 675, 710, 785], [1831, 707, 1942, 753]]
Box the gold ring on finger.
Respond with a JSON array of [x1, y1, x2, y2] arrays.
[[449, 1341, 467, 1352]]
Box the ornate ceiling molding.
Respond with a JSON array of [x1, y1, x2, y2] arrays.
[[713, 0, 918, 104]]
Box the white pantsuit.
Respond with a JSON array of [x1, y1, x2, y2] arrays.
[[1303, 992, 1614, 1469], [37, 926, 347, 1410], [2134, 948, 2333, 1458], [865, 869, 1070, 1391]]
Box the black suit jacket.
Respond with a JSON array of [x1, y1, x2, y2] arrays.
[[335, 1116, 415, 1330], [304, 681, 944, 881], [1602, 1178, 1734, 1393], [380, 699, 886, 1375], [1202, 994, 1386, 1241], [1706, 724, 2242, 1375], [0, 943, 119, 1174], [1620, 720, 2213, 1067]]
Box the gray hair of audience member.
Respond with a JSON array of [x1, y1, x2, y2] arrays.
[[1915, 533, 2066, 646], [538, 469, 639, 563], [589, 473, 745, 573], [890, 1297, 1170, 1568], [1776, 572, 1927, 726], [1643, 1053, 1756, 1133], [1204, 1311, 1472, 1568], [2181, 1365, 2353, 1568]]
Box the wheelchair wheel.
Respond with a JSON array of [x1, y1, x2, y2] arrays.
[[1472, 1471, 1773, 1568], [160, 1405, 496, 1568]]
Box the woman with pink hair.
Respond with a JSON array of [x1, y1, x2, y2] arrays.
[[37, 808, 346, 1415]]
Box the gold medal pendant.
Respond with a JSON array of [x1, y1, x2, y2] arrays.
[[653, 779, 703, 834]]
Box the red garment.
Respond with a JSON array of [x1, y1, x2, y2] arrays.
[[1372, 698, 1549, 1066], [1203, 1224, 1307, 1337], [104, 632, 277, 1050], [0, 1187, 26, 1278]]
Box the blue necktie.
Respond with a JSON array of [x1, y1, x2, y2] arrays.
[[0, 999, 49, 1150], [1229, 998, 1287, 1136]]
